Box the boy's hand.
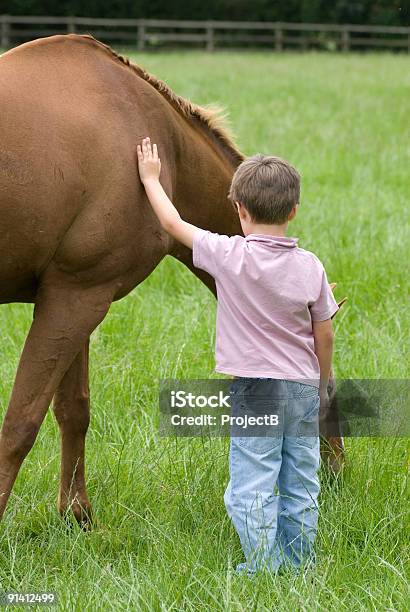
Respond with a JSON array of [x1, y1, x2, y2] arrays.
[[135, 136, 199, 249], [137, 137, 161, 183], [319, 389, 330, 423]]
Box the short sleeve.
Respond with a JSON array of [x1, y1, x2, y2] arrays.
[[310, 265, 339, 321], [192, 228, 236, 278]]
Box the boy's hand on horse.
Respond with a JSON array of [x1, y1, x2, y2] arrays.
[[137, 137, 162, 183]]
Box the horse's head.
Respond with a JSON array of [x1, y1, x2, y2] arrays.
[[329, 283, 347, 318]]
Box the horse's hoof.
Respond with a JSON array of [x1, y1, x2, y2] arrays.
[[58, 499, 93, 531]]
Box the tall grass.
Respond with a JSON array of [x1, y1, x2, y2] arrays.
[[0, 52, 409, 610]]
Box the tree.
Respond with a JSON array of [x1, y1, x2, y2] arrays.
[[1, 0, 408, 25]]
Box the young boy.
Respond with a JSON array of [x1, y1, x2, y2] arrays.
[[137, 137, 338, 575]]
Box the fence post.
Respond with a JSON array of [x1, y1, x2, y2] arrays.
[[206, 23, 214, 52], [1, 14, 11, 48], [67, 16, 76, 34], [137, 22, 145, 51], [274, 24, 283, 51], [341, 27, 350, 52]]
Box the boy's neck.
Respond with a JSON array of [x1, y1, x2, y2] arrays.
[[244, 221, 288, 238]]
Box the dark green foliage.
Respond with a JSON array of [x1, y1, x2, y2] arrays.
[[1, 0, 409, 26]]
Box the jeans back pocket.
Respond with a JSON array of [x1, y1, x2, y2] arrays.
[[232, 395, 285, 454], [295, 395, 320, 448]]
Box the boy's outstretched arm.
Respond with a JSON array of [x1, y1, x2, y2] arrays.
[[137, 137, 199, 249]]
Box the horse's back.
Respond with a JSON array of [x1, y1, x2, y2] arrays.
[[0, 42, 83, 296], [0, 36, 170, 303]]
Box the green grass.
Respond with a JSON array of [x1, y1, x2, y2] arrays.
[[0, 51, 409, 610]]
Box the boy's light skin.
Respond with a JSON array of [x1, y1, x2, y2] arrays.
[[137, 136, 334, 399]]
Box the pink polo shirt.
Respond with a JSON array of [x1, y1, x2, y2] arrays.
[[192, 230, 338, 385]]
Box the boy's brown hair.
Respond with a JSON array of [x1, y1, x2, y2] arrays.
[[228, 154, 300, 224]]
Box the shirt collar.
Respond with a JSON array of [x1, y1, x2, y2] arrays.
[[244, 234, 298, 249]]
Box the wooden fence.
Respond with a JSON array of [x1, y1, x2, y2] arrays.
[[1, 16, 409, 52]]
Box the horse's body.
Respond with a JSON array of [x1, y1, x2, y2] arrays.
[[0, 35, 343, 525]]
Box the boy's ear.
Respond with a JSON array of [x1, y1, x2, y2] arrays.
[[236, 202, 247, 219], [288, 204, 298, 221]]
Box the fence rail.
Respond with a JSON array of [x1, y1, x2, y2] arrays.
[[1, 15, 409, 52]]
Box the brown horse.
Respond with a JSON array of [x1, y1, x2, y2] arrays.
[[0, 34, 344, 526]]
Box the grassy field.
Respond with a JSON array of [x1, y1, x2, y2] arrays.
[[0, 51, 409, 610]]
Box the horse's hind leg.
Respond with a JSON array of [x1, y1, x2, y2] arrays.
[[52, 340, 93, 528], [0, 280, 113, 521], [321, 436, 345, 474], [320, 376, 345, 474]]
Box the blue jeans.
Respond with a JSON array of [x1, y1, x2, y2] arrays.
[[224, 378, 320, 575]]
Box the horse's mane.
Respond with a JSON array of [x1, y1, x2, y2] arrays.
[[81, 35, 244, 164]]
